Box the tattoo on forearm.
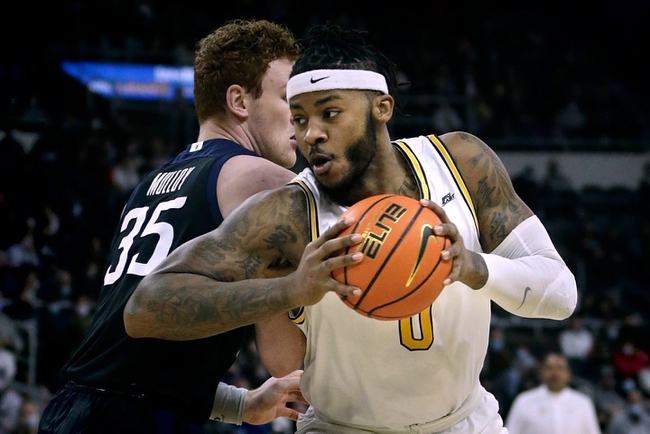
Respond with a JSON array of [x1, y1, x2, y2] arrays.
[[140, 188, 310, 338], [266, 225, 297, 252], [149, 277, 292, 330], [236, 255, 262, 279], [470, 251, 488, 289]]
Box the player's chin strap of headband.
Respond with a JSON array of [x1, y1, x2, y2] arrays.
[[476, 215, 578, 320], [286, 69, 388, 99]]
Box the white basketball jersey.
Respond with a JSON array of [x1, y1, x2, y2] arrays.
[[290, 134, 491, 429]]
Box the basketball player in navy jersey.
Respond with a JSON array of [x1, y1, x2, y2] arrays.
[[38, 19, 316, 434], [128, 24, 578, 433]]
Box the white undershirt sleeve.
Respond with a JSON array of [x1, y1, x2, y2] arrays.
[[210, 382, 247, 425], [476, 215, 577, 320]]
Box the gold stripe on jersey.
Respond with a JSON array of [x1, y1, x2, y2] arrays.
[[393, 141, 431, 200], [288, 179, 319, 241], [289, 307, 305, 324], [426, 135, 480, 235], [288, 179, 317, 325]]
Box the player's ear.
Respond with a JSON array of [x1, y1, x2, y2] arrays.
[[374, 94, 394, 123], [225, 84, 248, 119]]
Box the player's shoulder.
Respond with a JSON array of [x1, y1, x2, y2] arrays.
[[236, 180, 306, 212], [227, 182, 311, 244], [436, 131, 505, 181], [221, 156, 296, 192], [438, 131, 491, 155], [225, 153, 293, 173], [216, 156, 299, 218]]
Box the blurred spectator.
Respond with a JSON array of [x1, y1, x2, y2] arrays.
[[32, 206, 61, 251], [638, 161, 650, 215], [612, 338, 649, 389], [559, 316, 595, 379], [2, 270, 42, 321], [540, 158, 572, 194], [431, 97, 464, 132], [109, 140, 144, 204], [37, 295, 87, 393], [554, 99, 587, 138], [0, 314, 24, 357], [269, 417, 293, 434], [72, 295, 96, 336], [4, 226, 40, 272], [605, 388, 650, 434], [505, 352, 601, 434], [573, 216, 607, 295], [15, 397, 41, 434], [613, 313, 649, 386], [639, 366, 650, 397], [481, 328, 520, 417], [0, 348, 23, 433], [592, 366, 627, 430], [511, 165, 538, 212]]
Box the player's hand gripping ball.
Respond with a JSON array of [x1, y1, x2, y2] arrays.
[[332, 194, 452, 321]]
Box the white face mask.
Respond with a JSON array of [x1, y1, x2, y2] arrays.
[[76, 302, 93, 317], [0, 349, 17, 390], [24, 414, 40, 428], [622, 343, 635, 355]]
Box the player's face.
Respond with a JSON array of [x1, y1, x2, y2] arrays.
[[246, 58, 297, 169], [290, 89, 378, 200]]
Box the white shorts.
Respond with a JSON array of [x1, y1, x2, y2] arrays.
[[296, 387, 508, 434]]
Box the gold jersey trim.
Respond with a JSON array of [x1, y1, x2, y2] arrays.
[[394, 135, 480, 236], [287, 179, 317, 325], [393, 141, 431, 200], [288, 179, 319, 242], [289, 307, 305, 324]]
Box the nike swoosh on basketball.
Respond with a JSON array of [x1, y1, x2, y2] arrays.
[[406, 225, 436, 287], [310, 76, 329, 83], [517, 287, 532, 310]]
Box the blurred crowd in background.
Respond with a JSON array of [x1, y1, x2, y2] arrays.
[[1, 1, 650, 433]]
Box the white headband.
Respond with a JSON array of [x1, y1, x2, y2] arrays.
[[286, 69, 388, 100]]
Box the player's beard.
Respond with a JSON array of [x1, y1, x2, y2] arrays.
[[318, 110, 377, 205]]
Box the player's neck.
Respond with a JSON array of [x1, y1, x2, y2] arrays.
[[346, 145, 419, 203], [389, 146, 420, 200], [197, 119, 253, 152]]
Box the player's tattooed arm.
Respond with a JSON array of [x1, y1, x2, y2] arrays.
[[124, 187, 311, 341], [441, 131, 533, 253]]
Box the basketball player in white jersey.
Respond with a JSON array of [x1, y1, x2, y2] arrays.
[[129, 24, 578, 433]]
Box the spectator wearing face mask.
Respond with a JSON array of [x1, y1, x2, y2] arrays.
[[16, 398, 41, 434], [605, 388, 650, 434], [612, 339, 650, 389]]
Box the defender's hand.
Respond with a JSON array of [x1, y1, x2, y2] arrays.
[[242, 370, 308, 425]]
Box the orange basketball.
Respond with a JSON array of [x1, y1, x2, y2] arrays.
[[332, 194, 452, 321]]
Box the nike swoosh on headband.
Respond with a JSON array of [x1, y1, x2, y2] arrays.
[[310, 76, 329, 84]]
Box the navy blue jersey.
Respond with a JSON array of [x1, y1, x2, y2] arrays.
[[62, 139, 259, 423]]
